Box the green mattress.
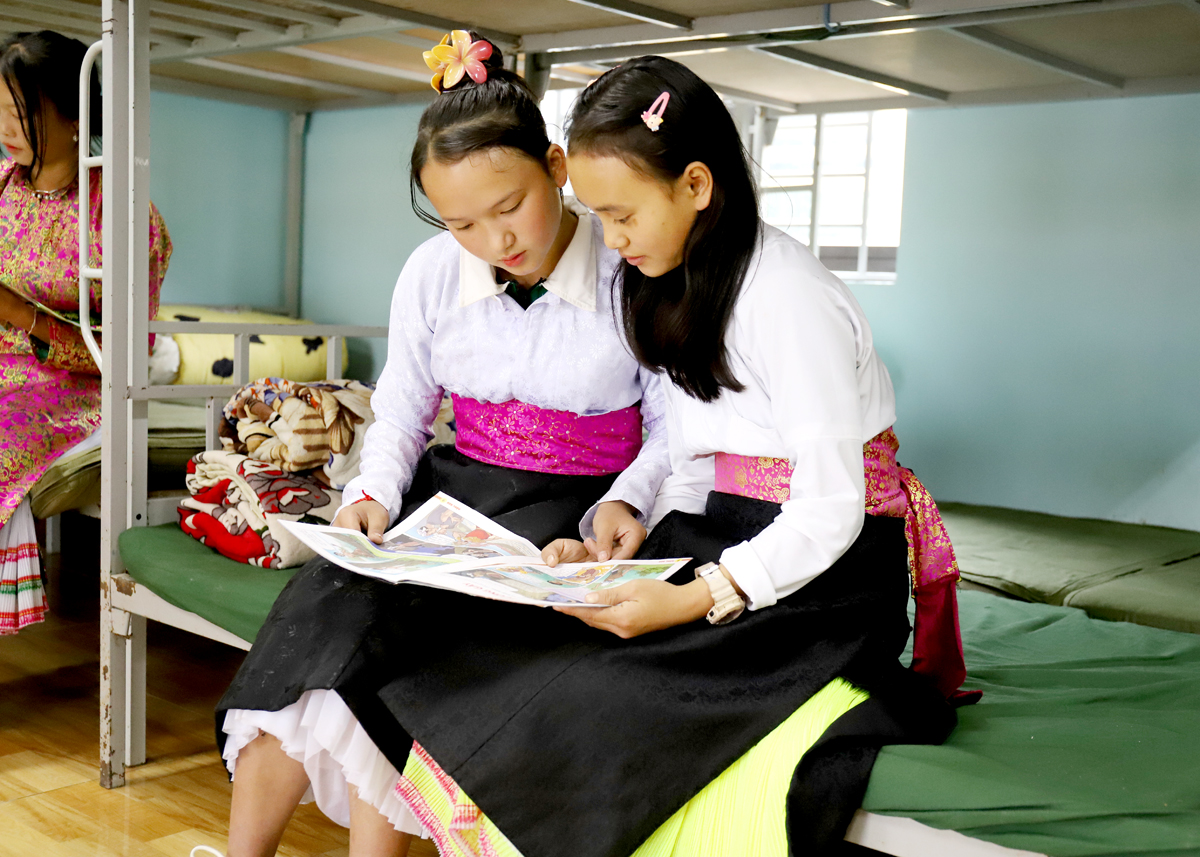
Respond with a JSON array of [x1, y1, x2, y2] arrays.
[[864, 590, 1200, 856], [118, 523, 297, 644], [940, 503, 1200, 635]]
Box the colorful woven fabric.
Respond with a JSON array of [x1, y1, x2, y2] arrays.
[[714, 428, 975, 701], [0, 158, 171, 529], [396, 679, 869, 857], [0, 500, 45, 634], [451, 394, 642, 476]]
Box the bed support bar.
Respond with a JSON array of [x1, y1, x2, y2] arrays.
[[92, 0, 387, 790]]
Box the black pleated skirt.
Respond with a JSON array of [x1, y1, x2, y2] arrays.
[[218, 456, 955, 857]]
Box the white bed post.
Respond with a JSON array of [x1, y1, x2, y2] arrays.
[[126, 0, 151, 772], [99, 0, 149, 789]]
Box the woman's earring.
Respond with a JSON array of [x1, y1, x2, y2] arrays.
[[72, 132, 79, 142]]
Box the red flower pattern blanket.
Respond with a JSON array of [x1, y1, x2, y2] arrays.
[[178, 450, 340, 568]]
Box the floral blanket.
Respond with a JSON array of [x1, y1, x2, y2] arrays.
[[178, 450, 339, 569], [178, 380, 462, 569], [219, 377, 375, 489]]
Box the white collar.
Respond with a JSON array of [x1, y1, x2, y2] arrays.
[[458, 197, 597, 312]]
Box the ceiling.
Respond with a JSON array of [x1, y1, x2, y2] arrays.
[[2, 0, 1198, 115]]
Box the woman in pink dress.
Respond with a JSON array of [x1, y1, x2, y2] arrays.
[[0, 30, 172, 632]]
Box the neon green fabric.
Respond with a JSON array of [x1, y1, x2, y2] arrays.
[[864, 590, 1200, 856], [399, 678, 869, 857], [118, 523, 297, 643]]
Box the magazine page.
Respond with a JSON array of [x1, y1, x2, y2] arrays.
[[381, 493, 541, 560], [406, 557, 690, 607], [276, 520, 473, 576], [278, 493, 544, 580], [279, 492, 692, 607]]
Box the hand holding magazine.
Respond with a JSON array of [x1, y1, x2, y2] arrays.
[[0, 280, 102, 332], [280, 493, 689, 608]]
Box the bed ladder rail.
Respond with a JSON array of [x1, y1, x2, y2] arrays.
[[101, 314, 385, 790]]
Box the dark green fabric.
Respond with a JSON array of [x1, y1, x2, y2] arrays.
[[504, 279, 547, 309], [864, 591, 1200, 856], [940, 502, 1200, 605], [118, 524, 298, 644], [1065, 555, 1200, 635]]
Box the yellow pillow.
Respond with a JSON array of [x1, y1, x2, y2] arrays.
[[159, 304, 350, 385]]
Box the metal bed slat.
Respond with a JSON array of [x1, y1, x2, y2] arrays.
[[149, 320, 386, 336]]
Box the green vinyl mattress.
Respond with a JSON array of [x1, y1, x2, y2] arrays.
[[119, 523, 298, 644], [863, 590, 1200, 857], [940, 503, 1200, 635]]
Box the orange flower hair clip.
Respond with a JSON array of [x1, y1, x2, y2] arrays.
[[423, 29, 493, 92]]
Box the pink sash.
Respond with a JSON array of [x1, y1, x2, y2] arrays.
[[714, 429, 978, 703], [451, 394, 642, 477]]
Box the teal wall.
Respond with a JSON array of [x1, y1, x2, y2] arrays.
[[150, 91, 289, 308], [853, 93, 1200, 529], [298, 103, 439, 379]]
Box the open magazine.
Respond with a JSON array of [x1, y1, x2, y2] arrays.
[[279, 492, 689, 608]]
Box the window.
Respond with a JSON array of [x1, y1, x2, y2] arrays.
[[541, 87, 581, 151], [760, 110, 907, 285], [541, 90, 907, 285]]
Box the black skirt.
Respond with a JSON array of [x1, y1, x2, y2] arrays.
[[217, 445, 620, 767], [219, 469, 955, 857]]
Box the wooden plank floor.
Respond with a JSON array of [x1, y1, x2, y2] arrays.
[[0, 604, 437, 857]]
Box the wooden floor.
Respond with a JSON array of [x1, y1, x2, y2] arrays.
[[0, 597, 437, 857]]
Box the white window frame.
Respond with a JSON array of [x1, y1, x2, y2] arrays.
[[758, 110, 904, 287]]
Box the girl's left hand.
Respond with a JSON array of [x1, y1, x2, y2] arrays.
[[588, 500, 646, 562], [541, 501, 647, 567], [554, 578, 713, 639]]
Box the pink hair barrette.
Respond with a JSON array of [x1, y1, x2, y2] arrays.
[[641, 91, 670, 132], [423, 29, 493, 92]]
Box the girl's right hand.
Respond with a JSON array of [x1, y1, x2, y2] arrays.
[[332, 499, 389, 544]]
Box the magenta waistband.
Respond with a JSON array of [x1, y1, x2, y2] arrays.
[[713, 432, 976, 702], [450, 395, 642, 476]]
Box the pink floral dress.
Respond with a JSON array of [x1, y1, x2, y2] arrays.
[[0, 157, 171, 631]]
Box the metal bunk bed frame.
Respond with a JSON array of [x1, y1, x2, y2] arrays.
[[81, 0, 386, 789], [77, 4, 1046, 854]]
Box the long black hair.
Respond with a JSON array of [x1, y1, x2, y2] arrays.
[[0, 30, 99, 179], [567, 56, 760, 402], [410, 33, 552, 229]]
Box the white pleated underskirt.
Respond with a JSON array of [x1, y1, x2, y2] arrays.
[[222, 689, 426, 835]]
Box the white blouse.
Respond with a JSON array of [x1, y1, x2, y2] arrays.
[[341, 200, 670, 538], [651, 225, 896, 610]]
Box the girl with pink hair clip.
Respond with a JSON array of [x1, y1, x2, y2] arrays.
[[380, 56, 971, 857]]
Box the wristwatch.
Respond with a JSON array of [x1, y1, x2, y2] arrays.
[[695, 562, 746, 625]]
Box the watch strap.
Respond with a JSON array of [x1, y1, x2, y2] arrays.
[[695, 562, 746, 625]]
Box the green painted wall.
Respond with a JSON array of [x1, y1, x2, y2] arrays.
[[853, 93, 1200, 529], [150, 91, 289, 309]]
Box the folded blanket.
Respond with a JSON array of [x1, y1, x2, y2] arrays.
[[219, 377, 375, 490], [181, 379, 457, 569], [178, 450, 339, 568]]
